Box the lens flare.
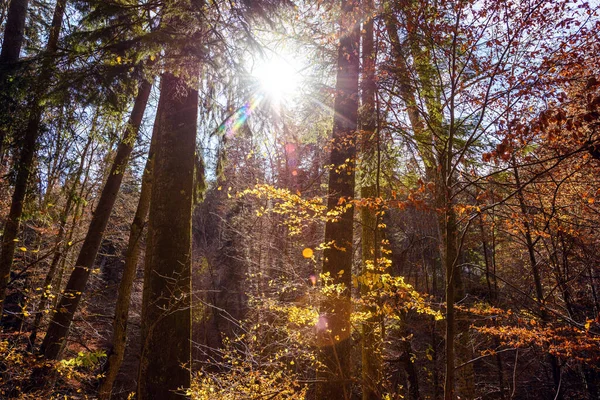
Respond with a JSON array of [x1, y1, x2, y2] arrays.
[[315, 315, 328, 332], [217, 94, 263, 138], [252, 56, 301, 102]]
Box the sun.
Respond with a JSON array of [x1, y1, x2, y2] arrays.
[[252, 55, 301, 103]]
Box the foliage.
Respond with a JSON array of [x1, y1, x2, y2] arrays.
[[1, 0, 600, 398]]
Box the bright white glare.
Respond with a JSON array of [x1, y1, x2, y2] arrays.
[[252, 56, 301, 102]]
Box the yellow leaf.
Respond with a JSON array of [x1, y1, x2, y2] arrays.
[[19, 247, 27, 252], [116, 56, 122, 64], [302, 248, 313, 258]]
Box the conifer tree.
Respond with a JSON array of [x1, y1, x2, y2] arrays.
[[317, 1, 360, 398], [0, 0, 67, 319]]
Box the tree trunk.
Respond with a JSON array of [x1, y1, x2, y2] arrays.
[[0, 0, 67, 320], [360, 2, 383, 398], [479, 213, 506, 397], [316, 1, 360, 399], [0, 0, 29, 157], [0, 0, 28, 65], [443, 197, 458, 400], [40, 79, 152, 359], [137, 70, 197, 400], [99, 101, 159, 400]]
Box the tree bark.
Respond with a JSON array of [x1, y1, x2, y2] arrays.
[[443, 197, 458, 400], [316, 1, 360, 399], [360, 2, 383, 398], [0, 0, 28, 65], [137, 70, 197, 400], [0, 0, 67, 320], [39, 79, 152, 359], [0, 0, 29, 156], [99, 100, 159, 400]]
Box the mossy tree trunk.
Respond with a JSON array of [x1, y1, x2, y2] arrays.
[[137, 70, 197, 400]]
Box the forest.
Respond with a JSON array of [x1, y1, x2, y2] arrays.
[[0, 0, 599, 399]]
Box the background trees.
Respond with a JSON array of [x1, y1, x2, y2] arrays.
[[0, 0, 599, 399]]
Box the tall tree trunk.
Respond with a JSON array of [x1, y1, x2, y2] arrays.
[[360, 2, 383, 398], [316, 1, 360, 399], [443, 193, 458, 400], [0, 0, 28, 65], [0, 0, 67, 320], [444, 30, 461, 396], [99, 103, 159, 400], [0, 0, 29, 157], [478, 213, 505, 397], [137, 69, 197, 400], [39, 79, 152, 359]]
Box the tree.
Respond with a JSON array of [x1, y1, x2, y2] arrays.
[[98, 98, 159, 400], [316, 0, 360, 398], [40, 78, 152, 359], [0, 0, 28, 66], [0, 0, 28, 157], [28, 134, 94, 348], [1, 1, 599, 399], [137, 67, 198, 399], [0, 0, 67, 320], [358, 1, 383, 398]]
